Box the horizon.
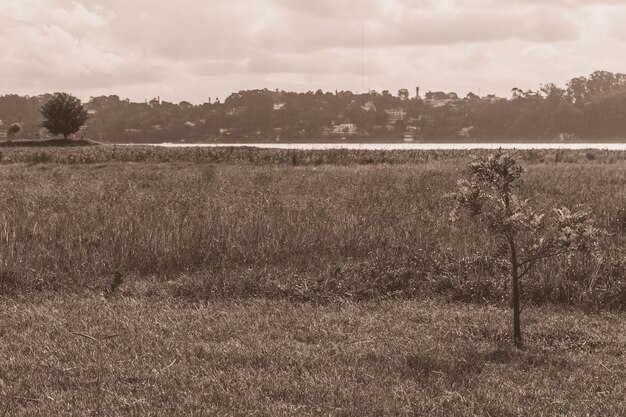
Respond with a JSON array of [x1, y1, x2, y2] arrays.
[[0, 68, 614, 105], [3, 1, 626, 104]]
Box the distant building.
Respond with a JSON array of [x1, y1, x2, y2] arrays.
[[320, 126, 334, 136], [458, 126, 475, 138], [361, 101, 377, 112], [385, 108, 406, 129], [184, 121, 196, 127], [226, 107, 245, 116], [273, 127, 282, 141], [424, 91, 459, 107], [124, 128, 143, 134], [404, 125, 420, 142], [332, 123, 358, 135], [322, 124, 359, 136], [557, 132, 576, 142], [482, 94, 506, 103], [273, 102, 286, 111], [0, 130, 7, 139], [385, 108, 406, 121]]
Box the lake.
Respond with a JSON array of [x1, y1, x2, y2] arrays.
[[144, 142, 626, 150]]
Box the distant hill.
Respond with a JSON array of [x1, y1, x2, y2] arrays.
[[2, 70, 626, 143]]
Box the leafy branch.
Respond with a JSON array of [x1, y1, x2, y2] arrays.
[[451, 151, 603, 347]]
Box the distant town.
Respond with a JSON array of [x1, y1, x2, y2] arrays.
[[1, 70, 626, 143]]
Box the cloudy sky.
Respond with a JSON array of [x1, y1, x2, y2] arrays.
[[2, 0, 626, 103]]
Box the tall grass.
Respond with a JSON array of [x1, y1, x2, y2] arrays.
[[0, 151, 624, 307], [2, 145, 626, 166]]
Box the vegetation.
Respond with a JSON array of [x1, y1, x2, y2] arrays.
[[40, 92, 89, 139], [4, 71, 626, 142], [452, 152, 603, 346], [1, 296, 624, 416], [0, 146, 624, 415], [2, 144, 626, 165], [0, 138, 98, 148], [0, 147, 623, 309], [7, 123, 21, 139]]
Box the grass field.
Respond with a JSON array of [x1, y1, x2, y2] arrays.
[[0, 146, 625, 415], [0, 148, 624, 306], [1, 295, 624, 416]]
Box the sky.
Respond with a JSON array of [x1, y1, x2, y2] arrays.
[[2, 0, 626, 104]]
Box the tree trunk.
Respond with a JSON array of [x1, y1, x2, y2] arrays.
[[503, 184, 522, 348], [509, 238, 522, 348]]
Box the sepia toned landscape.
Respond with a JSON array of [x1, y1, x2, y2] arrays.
[[0, 146, 624, 415], [3, 0, 626, 415], [4, 70, 626, 144]]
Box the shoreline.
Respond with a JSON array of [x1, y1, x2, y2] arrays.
[[0, 138, 100, 147]]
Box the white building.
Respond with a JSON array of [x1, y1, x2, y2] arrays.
[[332, 123, 358, 135]]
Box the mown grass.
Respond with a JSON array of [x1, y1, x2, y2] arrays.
[[0, 295, 624, 416], [0, 150, 624, 307]]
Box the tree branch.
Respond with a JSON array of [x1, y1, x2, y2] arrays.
[[518, 263, 534, 280], [520, 296, 533, 314], [519, 248, 575, 267]]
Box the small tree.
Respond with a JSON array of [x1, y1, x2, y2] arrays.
[[7, 123, 21, 139], [41, 92, 89, 139], [451, 151, 602, 347]]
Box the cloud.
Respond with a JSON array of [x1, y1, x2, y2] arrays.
[[270, 0, 391, 19], [607, 8, 626, 41], [0, 0, 623, 103], [190, 50, 382, 77], [0, 0, 166, 93], [379, 9, 577, 46], [249, 52, 382, 75], [99, 0, 259, 61], [253, 8, 578, 53]]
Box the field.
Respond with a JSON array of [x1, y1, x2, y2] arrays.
[[2, 295, 624, 416], [0, 146, 625, 415]]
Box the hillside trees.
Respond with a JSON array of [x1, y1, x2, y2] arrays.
[[7, 123, 21, 139], [2, 70, 626, 142]]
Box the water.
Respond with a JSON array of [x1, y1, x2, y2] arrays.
[[142, 142, 626, 150]]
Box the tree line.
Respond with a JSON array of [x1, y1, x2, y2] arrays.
[[3, 70, 626, 142]]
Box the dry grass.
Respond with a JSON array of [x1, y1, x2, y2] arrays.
[[0, 154, 624, 306], [0, 295, 624, 416], [1, 147, 625, 415], [1, 144, 626, 166]]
